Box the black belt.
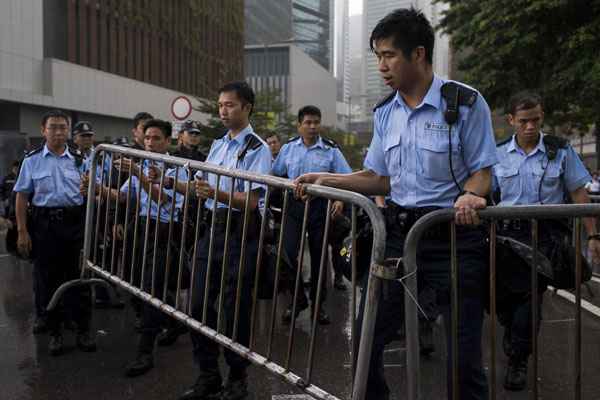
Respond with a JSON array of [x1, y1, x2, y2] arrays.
[[385, 203, 441, 232], [31, 205, 84, 222], [204, 208, 242, 225], [139, 216, 172, 228]]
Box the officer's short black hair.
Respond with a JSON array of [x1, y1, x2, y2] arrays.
[[41, 109, 70, 127], [370, 7, 434, 65], [133, 112, 154, 128], [218, 81, 255, 115], [507, 91, 543, 115], [143, 119, 172, 139], [298, 105, 322, 123], [265, 132, 280, 141]]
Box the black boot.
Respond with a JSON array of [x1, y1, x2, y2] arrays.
[[419, 320, 435, 356], [76, 331, 97, 352], [178, 369, 222, 400], [222, 373, 249, 400], [281, 296, 309, 325], [504, 355, 528, 391], [157, 323, 188, 347], [49, 334, 64, 356], [33, 316, 47, 334], [125, 353, 154, 377], [333, 274, 346, 291], [312, 305, 330, 325]]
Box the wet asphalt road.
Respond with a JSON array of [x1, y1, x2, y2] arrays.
[[2, 232, 600, 400]]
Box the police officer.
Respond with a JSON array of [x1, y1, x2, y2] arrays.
[[173, 120, 207, 162], [13, 109, 96, 356], [492, 91, 600, 391], [178, 81, 271, 400], [273, 105, 352, 324], [295, 8, 497, 400], [113, 112, 154, 149], [72, 121, 95, 172], [89, 119, 187, 375], [265, 132, 282, 160], [1, 160, 19, 217]]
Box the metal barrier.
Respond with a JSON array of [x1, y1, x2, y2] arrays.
[[47, 144, 387, 400], [402, 204, 600, 400]]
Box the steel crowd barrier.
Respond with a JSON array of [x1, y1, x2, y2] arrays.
[[401, 204, 600, 400], [47, 144, 387, 400]]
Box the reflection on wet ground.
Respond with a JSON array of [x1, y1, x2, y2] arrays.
[[1, 234, 600, 400]]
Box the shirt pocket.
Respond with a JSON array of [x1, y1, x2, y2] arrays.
[[534, 160, 562, 194], [495, 166, 520, 195], [312, 154, 331, 172], [384, 143, 402, 174], [32, 171, 53, 194], [417, 135, 462, 181]]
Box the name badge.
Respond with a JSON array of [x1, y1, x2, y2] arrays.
[[424, 121, 449, 132]]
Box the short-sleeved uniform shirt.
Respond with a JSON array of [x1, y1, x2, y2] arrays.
[[493, 133, 591, 205], [364, 75, 498, 208], [272, 136, 352, 178], [13, 144, 85, 207], [194, 125, 272, 211], [120, 159, 188, 223]]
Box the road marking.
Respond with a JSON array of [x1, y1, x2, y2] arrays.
[[0, 254, 11, 259], [343, 363, 405, 368], [550, 286, 600, 318], [272, 396, 315, 400], [591, 276, 600, 284]]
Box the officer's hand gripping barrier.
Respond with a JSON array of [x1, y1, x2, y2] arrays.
[[46, 144, 387, 400], [403, 204, 600, 400]]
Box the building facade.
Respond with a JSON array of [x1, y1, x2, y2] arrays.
[[361, 0, 450, 120], [245, 44, 337, 128], [0, 0, 244, 174]]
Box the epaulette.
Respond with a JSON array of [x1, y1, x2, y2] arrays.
[[441, 82, 478, 125], [67, 144, 84, 168], [373, 91, 396, 111], [321, 137, 340, 149], [24, 146, 43, 158], [543, 134, 568, 161], [496, 135, 513, 147], [237, 133, 264, 161], [287, 136, 301, 143]]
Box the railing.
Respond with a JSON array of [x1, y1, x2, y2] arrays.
[[402, 204, 600, 399], [47, 144, 387, 400]]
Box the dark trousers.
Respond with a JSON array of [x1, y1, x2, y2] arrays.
[[190, 220, 257, 374], [31, 208, 90, 335], [283, 199, 328, 305], [496, 226, 550, 358], [357, 221, 488, 400], [136, 218, 181, 354]]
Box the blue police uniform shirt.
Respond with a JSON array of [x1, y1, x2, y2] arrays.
[[272, 136, 352, 178], [364, 75, 498, 208], [13, 144, 85, 207], [194, 125, 272, 210], [120, 159, 188, 223], [493, 133, 591, 205]]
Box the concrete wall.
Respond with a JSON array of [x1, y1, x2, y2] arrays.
[[0, 0, 207, 138], [289, 46, 337, 127]]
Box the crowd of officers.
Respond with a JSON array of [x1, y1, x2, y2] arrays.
[[5, 7, 600, 400]]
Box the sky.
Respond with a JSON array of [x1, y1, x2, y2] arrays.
[[349, 0, 362, 15]]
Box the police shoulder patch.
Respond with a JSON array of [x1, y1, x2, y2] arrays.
[[496, 135, 513, 147], [542, 134, 568, 149], [373, 91, 396, 111], [24, 145, 43, 158], [321, 137, 339, 149]]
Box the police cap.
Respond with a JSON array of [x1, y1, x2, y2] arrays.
[[72, 121, 94, 136], [180, 120, 202, 135]]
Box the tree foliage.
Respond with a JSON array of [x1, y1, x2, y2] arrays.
[[437, 0, 600, 132], [193, 90, 365, 169]]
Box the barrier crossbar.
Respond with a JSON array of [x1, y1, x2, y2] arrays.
[[402, 204, 600, 400]]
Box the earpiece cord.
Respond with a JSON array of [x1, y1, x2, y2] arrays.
[[448, 124, 463, 193]]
